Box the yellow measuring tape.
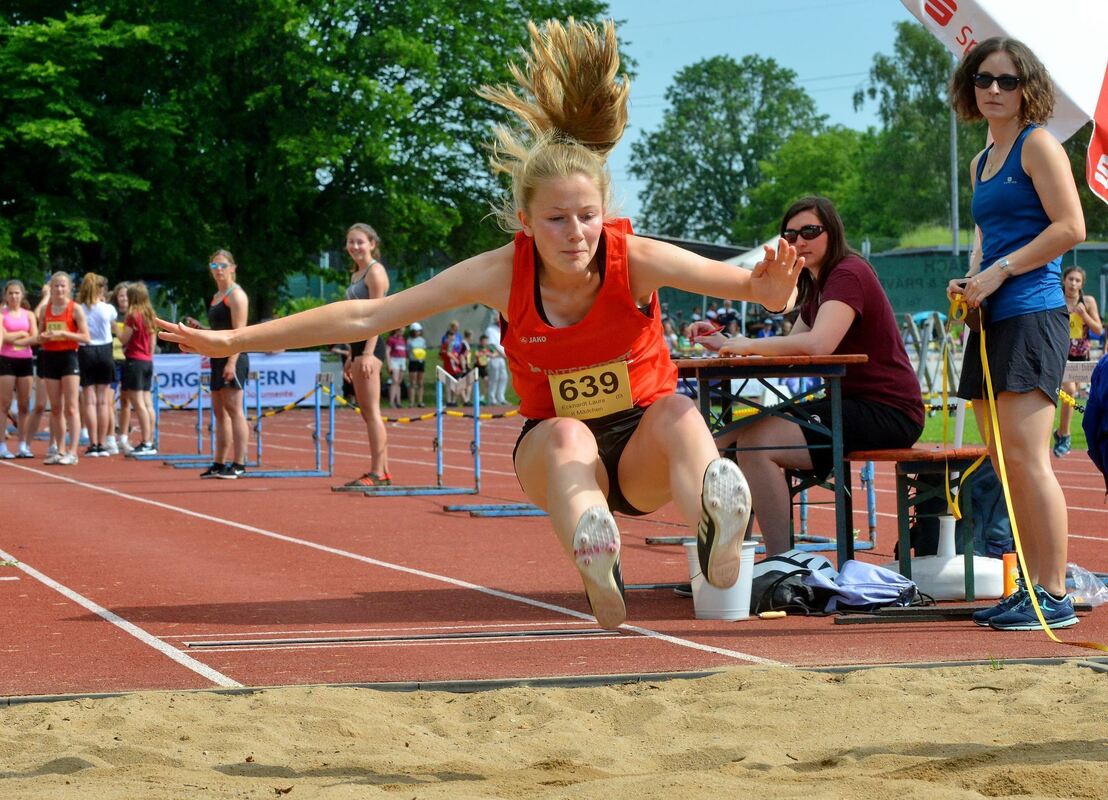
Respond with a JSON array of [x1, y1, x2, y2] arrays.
[[950, 293, 1107, 652]]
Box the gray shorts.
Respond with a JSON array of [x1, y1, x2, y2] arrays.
[[957, 308, 1068, 405]]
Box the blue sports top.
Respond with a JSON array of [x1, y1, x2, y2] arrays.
[[971, 124, 1064, 322]]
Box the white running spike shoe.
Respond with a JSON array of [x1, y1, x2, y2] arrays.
[[697, 458, 752, 588], [572, 505, 626, 630]]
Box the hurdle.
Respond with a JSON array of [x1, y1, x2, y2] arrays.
[[134, 373, 212, 461], [166, 371, 263, 468], [333, 367, 480, 496], [238, 372, 336, 478]]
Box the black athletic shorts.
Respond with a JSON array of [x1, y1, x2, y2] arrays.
[[78, 343, 115, 386], [210, 353, 250, 391], [513, 405, 650, 516], [408, 360, 426, 373], [958, 308, 1068, 405], [0, 356, 33, 378], [38, 349, 80, 380], [788, 397, 922, 480], [122, 358, 154, 392], [349, 337, 388, 362]]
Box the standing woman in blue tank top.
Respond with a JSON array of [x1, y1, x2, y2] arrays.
[[340, 223, 391, 487], [948, 38, 1085, 631]]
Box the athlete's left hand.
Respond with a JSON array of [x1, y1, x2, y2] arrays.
[[156, 318, 236, 356], [749, 238, 804, 312]]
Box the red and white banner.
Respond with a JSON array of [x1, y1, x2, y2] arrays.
[[903, 0, 1108, 204]]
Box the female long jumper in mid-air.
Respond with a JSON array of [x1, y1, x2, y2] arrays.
[[158, 18, 804, 629]]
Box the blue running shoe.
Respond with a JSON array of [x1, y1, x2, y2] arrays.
[[972, 583, 1027, 627], [989, 584, 1078, 631]]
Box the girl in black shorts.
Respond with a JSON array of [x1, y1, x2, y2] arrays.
[[188, 250, 250, 479], [0, 280, 37, 459]]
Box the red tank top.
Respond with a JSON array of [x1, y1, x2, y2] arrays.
[[504, 218, 676, 419], [41, 301, 79, 352]]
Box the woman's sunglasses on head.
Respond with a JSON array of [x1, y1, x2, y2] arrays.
[[973, 72, 1020, 91], [781, 224, 826, 244]]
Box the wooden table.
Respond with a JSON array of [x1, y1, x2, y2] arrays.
[[674, 354, 868, 566]]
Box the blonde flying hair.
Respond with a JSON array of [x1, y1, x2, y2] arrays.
[[478, 18, 629, 231]]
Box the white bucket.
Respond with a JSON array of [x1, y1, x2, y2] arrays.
[[684, 540, 757, 620]]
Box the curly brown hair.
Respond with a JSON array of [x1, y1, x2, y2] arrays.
[[950, 37, 1054, 125]]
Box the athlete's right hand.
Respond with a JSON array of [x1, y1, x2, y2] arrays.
[[156, 318, 236, 357]]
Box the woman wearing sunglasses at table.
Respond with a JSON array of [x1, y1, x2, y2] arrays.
[[946, 38, 1084, 631], [692, 195, 924, 557], [185, 250, 250, 479]]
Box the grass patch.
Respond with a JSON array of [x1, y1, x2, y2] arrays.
[[898, 225, 974, 249], [919, 404, 1086, 450]]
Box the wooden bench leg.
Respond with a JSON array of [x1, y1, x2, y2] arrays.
[[960, 471, 976, 601], [896, 473, 913, 578]]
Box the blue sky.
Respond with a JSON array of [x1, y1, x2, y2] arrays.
[[604, 0, 917, 224]]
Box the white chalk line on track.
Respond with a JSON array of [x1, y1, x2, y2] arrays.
[[2, 462, 783, 668], [0, 541, 241, 689]]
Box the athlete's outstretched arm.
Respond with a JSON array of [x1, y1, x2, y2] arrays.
[[158, 246, 513, 357], [627, 235, 803, 312]]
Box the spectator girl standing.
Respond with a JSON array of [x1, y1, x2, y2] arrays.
[[341, 223, 391, 487], [76, 273, 118, 457], [108, 282, 130, 454], [157, 19, 802, 630], [406, 322, 427, 407], [22, 284, 53, 457], [385, 328, 407, 408], [1052, 266, 1102, 456], [0, 280, 37, 459], [188, 250, 250, 478], [948, 37, 1086, 630], [33, 272, 89, 464], [118, 282, 157, 455]]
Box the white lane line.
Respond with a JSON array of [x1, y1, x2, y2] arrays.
[[2, 462, 780, 666], [0, 544, 240, 688], [0, 576, 19, 581]]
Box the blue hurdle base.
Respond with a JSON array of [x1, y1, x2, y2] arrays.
[[442, 503, 546, 517], [348, 485, 479, 497], [240, 469, 330, 478]]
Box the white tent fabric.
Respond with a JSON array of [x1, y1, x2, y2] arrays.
[[901, 0, 1108, 204], [724, 238, 778, 270]]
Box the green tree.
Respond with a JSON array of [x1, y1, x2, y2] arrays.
[[736, 126, 867, 243], [628, 54, 824, 243], [1065, 122, 1108, 241], [1, 0, 612, 318], [0, 10, 169, 287], [852, 20, 985, 243]]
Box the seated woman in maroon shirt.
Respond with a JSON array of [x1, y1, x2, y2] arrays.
[[694, 196, 924, 556]]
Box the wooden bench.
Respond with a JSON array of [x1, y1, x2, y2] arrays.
[[845, 445, 989, 599]]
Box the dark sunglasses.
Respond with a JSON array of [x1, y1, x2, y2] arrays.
[[209, 262, 230, 270], [781, 224, 826, 243], [973, 72, 1020, 91]]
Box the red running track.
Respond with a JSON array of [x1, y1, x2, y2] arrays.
[[1, 407, 1105, 698]]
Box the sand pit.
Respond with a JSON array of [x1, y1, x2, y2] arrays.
[[2, 663, 1106, 799]]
